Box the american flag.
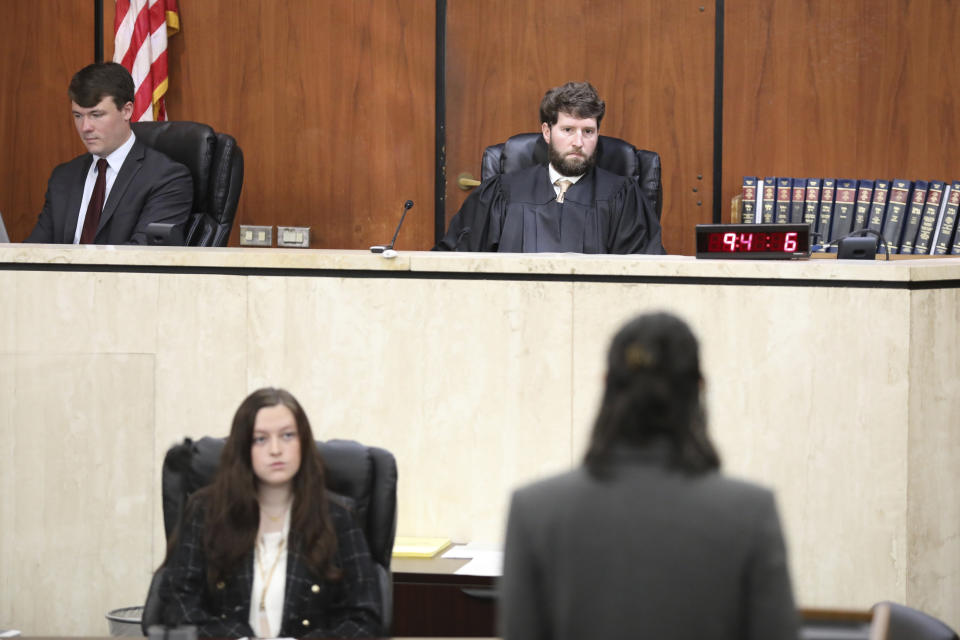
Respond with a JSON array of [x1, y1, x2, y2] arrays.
[[113, 0, 180, 122]]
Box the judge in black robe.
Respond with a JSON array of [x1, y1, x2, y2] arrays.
[[435, 163, 666, 254]]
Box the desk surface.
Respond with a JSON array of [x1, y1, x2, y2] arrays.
[[3, 243, 960, 285], [392, 554, 495, 587]]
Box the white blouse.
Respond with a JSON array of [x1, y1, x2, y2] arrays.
[[249, 510, 290, 638]]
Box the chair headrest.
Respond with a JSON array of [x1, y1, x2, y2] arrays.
[[500, 132, 640, 178], [484, 132, 662, 220], [170, 436, 375, 516], [161, 436, 397, 568], [873, 601, 960, 640], [131, 121, 216, 212]]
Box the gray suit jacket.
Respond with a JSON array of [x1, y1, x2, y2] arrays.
[[25, 137, 192, 245], [500, 444, 799, 640]]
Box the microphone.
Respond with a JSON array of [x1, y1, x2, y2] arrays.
[[371, 200, 414, 256]]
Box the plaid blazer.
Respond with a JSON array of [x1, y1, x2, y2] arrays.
[[161, 498, 382, 638]]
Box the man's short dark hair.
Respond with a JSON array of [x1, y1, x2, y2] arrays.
[[68, 62, 135, 110], [539, 81, 605, 128]]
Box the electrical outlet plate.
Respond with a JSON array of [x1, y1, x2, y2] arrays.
[[239, 225, 273, 247], [277, 226, 310, 248]]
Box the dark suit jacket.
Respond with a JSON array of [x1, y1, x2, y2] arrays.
[[436, 163, 665, 254], [500, 443, 799, 640], [161, 499, 382, 638], [25, 137, 192, 245]]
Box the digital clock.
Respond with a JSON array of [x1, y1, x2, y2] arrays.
[[695, 223, 812, 259]]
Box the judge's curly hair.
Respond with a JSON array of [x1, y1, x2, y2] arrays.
[[539, 81, 605, 127]]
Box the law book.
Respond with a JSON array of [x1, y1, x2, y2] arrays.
[[899, 180, 928, 254], [761, 177, 777, 223], [790, 178, 806, 223], [867, 180, 890, 233], [803, 178, 821, 228], [853, 180, 874, 232], [934, 181, 960, 254], [775, 177, 792, 223], [881, 180, 912, 253], [830, 179, 857, 241], [817, 178, 836, 243], [740, 176, 758, 224], [913, 180, 945, 254]]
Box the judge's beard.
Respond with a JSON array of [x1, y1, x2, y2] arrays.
[[548, 140, 597, 177]]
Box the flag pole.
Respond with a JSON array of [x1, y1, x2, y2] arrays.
[[94, 0, 104, 63]]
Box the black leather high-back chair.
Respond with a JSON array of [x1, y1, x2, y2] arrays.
[[142, 436, 398, 634], [131, 121, 244, 246], [871, 601, 959, 640], [480, 132, 663, 220]]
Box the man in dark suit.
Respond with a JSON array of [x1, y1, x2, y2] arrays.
[[25, 62, 192, 245], [435, 81, 664, 254], [500, 312, 798, 640]]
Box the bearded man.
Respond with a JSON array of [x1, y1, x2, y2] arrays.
[[435, 82, 665, 254]]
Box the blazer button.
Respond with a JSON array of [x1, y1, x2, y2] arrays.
[[311, 584, 320, 593], [216, 581, 226, 590], [302, 619, 310, 627]]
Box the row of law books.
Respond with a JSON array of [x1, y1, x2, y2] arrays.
[[739, 177, 960, 254]]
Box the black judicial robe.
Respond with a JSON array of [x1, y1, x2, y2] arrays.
[[436, 163, 666, 254]]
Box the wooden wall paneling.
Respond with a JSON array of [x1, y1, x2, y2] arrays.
[[108, 0, 435, 249], [723, 0, 960, 222], [445, 0, 715, 255], [0, 2, 93, 242]]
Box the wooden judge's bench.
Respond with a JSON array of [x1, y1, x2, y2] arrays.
[[0, 244, 958, 635]]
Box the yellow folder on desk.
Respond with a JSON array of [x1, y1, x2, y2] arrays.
[[392, 536, 452, 558]]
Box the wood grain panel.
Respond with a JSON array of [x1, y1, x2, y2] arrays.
[[445, 0, 715, 254], [723, 0, 960, 222], [0, 2, 93, 242], [107, 0, 435, 249]]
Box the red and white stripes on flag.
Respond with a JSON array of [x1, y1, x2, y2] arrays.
[[113, 0, 180, 122]]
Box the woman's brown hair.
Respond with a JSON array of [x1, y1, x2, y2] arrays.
[[184, 388, 341, 589]]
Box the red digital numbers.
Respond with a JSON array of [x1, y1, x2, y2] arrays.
[[783, 232, 797, 252], [723, 232, 736, 251], [707, 231, 800, 253]]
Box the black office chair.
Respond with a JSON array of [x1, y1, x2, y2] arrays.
[[141, 436, 398, 634], [870, 601, 959, 640], [480, 132, 663, 221], [131, 121, 244, 247]]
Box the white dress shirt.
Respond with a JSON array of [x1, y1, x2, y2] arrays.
[[548, 163, 585, 199]]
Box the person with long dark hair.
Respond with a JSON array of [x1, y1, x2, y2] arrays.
[[161, 388, 381, 638], [500, 312, 798, 640]]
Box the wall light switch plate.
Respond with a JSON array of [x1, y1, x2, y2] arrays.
[[240, 225, 273, 247], [277, 226, 311, 248]]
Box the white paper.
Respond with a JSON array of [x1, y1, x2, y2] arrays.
[[441, 541, 502, 559], [453, 550, 503, 576]]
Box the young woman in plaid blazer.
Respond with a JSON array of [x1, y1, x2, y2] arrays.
[[160, 388, 381, 638]]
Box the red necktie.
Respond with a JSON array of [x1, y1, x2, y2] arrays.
[[80, 158, 109, 244]]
